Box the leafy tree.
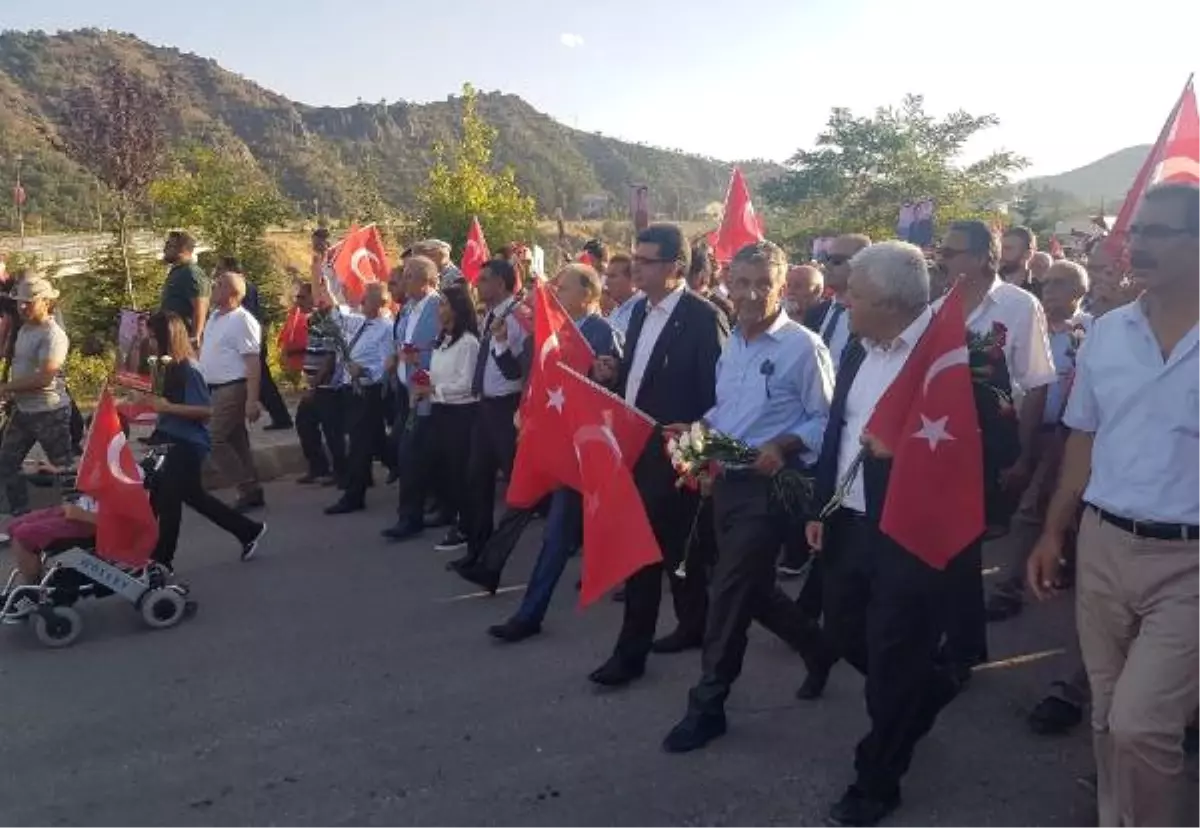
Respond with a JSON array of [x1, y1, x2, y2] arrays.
[[416, 83, 538, 255], [59, 243, 162, 356], [150, 145, 292, 324], [763, 95, 1027, 244], [53, 62, 170, 299]]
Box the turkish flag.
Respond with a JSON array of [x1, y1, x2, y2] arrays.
[[713, 167, 765, 264], [1108, 77, 1198, 259], [77, 389, 158, 567], [863, 285, 984, 569], [461, 216, 490, 284], [331, 224, 389, 305], [507, 281, 596, 506], [556, 365, 661, 606]]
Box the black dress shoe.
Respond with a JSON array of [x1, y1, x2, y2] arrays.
[[985, 591, 1024, 623], [234, 491, 266, 513], [827, 784, 901, 827], [488, 617, 541, 643], [445, 554, 476, 572], [662, 712, 727, 753], [384, 469, 400, 485], [1027, 695, 1083, 735], [588, 657, 645, 688], [651, 628, 703, 654], [456, 563, 500, 594], [324, 500, 364, 515], [795, 662, 831, 700], [381, 522, 422, 542]]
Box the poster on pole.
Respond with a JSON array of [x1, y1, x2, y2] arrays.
[[114, 308, 153, 392]]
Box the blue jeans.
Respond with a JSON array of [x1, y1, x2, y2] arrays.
[[514, 489, 582, 625]]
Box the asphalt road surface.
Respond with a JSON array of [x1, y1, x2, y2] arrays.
[[0, 479, 1110, 825]]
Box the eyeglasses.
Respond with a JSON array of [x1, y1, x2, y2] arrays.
[[1129, 223, 1196, 239]]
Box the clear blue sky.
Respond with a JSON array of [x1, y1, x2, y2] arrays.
[[8, 0, 1198, 177]]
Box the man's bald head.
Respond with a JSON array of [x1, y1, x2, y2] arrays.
[[785, 264, 824, 317], [217, 270, 247, 308], [1030, 251, 1053, 280]]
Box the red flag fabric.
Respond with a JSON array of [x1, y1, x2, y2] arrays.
[[507, 281, 597, 506], [460, 216, 490, 284], [863, 285, 984, 570], [77, 389, 158, 566], [331, 224, 390, 305], [277, 306, 309, 373], [713, 168, 764, 264], [1107, 77, 1198, 258], [556, 366, 661, 606]]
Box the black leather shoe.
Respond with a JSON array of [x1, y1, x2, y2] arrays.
[[445, 554, 476, 572], [662, 712, 727, 753], [384, 469, 400, 485], [381, 522, 422, 542], [324, 500, 364, 515], [1027, 695, 1083, 735], [827, 785, 901, 827], [488, 617, 541, 643], [456, 564, 500, 595], [795, 662, 831, 700], [234, 491, 266, 513], [651, 628, 703, 654], [985, 591, 1024, 623], [588, 657, 645, 688]]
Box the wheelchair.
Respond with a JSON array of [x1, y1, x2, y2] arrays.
[[0, 447, 197, 649]]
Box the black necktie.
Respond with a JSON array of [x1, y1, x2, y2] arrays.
[[472, 310, 494, 397], [822, 303, 845, 346]]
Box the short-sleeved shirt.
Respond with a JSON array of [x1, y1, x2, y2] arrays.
[[151, 360, 213, 454], [159, 262, 209, 334], [198, 306, 261, 385], [963, 277, 1056, 396], [1063, 299, 1199, 524], [10, 319, 70, 413]]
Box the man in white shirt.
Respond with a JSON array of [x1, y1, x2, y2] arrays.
[[805, 234, 869, 369], [326, 282, 394, 515], [199, 269, 264, 511], [1029, 182, 1200, 827], [937, 219, 1057, 677]]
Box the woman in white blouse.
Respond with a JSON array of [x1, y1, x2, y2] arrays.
[[413, 284, 480, 550]]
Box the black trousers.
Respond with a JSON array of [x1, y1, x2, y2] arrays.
[[430, 403, 477, 525], [295, 394, 329, 477], [464, 394, 521, 558], [258, 338, 291, 426], [150, 441, 261, 567], [689, 476, 829, 715], [822, 509, 960, 798], [342, 384, 385, 507], [613, 465, 709, 667], [302, 387, 347, 481], [395, 414, 434, 528], [939, 539, 988, 668]]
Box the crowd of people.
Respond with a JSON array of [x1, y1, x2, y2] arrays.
[[0, 180, 1195, 826]]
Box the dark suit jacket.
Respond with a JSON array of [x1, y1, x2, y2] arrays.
[[813, 339, 892, 523], [617, 289, 729, 500], [803, 299, 832, 335]]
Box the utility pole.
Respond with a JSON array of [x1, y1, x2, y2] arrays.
[[14, 153, 25, 249]]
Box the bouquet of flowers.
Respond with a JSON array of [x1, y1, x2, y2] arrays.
[[665, 422, 814, 519], [145, 355, 174, 395], [405, 368, 431, 433]]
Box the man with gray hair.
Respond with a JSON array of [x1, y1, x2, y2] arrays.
[[413, 239, 464, 289], [805, 240, 961, 826]]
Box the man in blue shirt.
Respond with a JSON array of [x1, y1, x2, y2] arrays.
[[661, 240, 836, 754]]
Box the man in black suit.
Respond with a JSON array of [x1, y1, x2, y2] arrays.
[[804, 234, 870, 370], [806, 241, 961, 827], [589, 223, 729, 687]]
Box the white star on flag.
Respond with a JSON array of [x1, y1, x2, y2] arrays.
[[546, 386, 566, 413], [585, 491, 601, 516], [913, 414, 954, 450]]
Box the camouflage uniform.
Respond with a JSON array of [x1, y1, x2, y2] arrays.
[[0, 406, 74, 514]]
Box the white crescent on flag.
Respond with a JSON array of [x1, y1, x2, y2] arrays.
[[539, 332, 560, 369], [106, 433, 143, 487], [349, 247, 381, 282], [922, 345, 969, 396], [572, 410, 621, 465]]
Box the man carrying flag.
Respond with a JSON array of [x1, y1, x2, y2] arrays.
[[805, 241, 980, 827]]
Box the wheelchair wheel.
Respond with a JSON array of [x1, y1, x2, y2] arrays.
[[139, 587, 187, 630], [31, 606, 83, 649]]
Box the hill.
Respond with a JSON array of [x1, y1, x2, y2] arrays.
[[0, 29, 781, 233], [1024, 144, 1148, 207]]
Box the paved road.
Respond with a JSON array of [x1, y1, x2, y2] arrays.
[[0, 479, 1106, 826]]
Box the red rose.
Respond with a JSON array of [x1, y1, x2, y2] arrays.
[[706, 459, 723, 479], [401, 342, 419, 354], [411, 369, 431, 387], [990, 321, 1008, 348], [988, 344, 1004, 361]]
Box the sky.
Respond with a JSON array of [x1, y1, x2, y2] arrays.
[[7, 0, 1199, 177]]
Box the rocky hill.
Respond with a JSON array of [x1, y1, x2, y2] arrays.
[[1024, 145, 1148, 207], [0, 29, 781, 232]]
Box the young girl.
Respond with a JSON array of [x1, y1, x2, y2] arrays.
[[137, 312, 266, 569]]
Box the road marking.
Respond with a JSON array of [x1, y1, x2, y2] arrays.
[[973, 648, 1065, 672], [444, 584, 527, 602]]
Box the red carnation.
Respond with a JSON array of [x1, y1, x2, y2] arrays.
[[401, 342, 419, 355], [990, 321, 1008, 349], [411, 369, 431, 387]]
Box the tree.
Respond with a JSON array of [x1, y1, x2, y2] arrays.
[[150, 145, 292, 324], [763, 95, 1028, 245], [415, 83, 537, 256], [54, 62, 170, 300]]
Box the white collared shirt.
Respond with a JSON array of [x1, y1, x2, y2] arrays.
[[343, 314, 394, 385], [838, 307, 934, 512], [819, 299, 852, 369], [624, 283, 686, 407], [430, 332, 481, 405], [952, 277, 1057, 395], [1064, 299, 1199, 524], [198, 305, 260, 385]]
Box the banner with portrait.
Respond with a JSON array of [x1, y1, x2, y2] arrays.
[[114, 308, 153, 392]]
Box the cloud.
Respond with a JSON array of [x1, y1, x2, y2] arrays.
[[559, 33, 584, 48]]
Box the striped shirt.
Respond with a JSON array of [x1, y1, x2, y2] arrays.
[[304, 309, 340, 388]]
